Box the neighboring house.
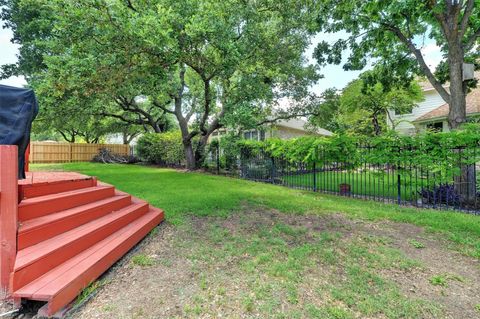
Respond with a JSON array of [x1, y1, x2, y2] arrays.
[[105, 133, 140, 145], [388, 71, 480, 134], [210, 118, 333, 141]]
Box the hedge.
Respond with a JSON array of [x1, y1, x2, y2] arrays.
[[236, 124, 480, 180]]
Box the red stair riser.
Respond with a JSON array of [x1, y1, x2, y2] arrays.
[[18, 196, 132, 250], [12, 203, 149, 291], [45, 211, 164, 316], [11, 211, 158, 299], [18, 187, 115, 221], [19, 179, 96, 200]]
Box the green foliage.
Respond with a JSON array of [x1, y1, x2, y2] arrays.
[[75, 279, 107, 306], [4, 0, 319, 169], [425, 272, 466, 288], [131, 254, 155, 267], [308, 88, 341, 133], [409, 240, 425, 249], [137, 132, 185, 166], [218, 133, 243, 170], [238, 124, 480, 182], [309, 69, 424, 137], [337, 74, 424, 136]]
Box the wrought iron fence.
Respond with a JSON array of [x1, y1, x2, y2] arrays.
[[206, 143, 480, 214]]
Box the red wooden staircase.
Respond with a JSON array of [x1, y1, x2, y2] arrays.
[[0, 147, 164, 317]]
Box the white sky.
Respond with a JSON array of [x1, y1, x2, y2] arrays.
[[306, 32, 444, 94], [0, 27, 26, 87], [0, 25, 443, 92]]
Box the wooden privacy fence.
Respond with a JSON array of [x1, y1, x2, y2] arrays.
[[30, 142, 130, 163]]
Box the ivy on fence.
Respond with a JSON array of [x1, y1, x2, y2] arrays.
[[237, 124, 480, 184]]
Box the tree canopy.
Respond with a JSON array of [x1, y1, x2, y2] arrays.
[[314, 0, 480, 129], [2, 0, 320, 168], [309, 69, 424, 137]]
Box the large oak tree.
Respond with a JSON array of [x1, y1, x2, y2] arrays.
[[3, 0, 320, 169], [2, 0, 318, 168]]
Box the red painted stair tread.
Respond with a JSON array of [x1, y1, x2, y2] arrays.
[[18, 194, 132, 250], [14, 201, 149, 271], [20, 178, 95, 199], [12, 202, 149, 291], [18, 186, 115, 221]]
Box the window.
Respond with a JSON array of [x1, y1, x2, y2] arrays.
[[260, 131, 266, 141], [243, 129, 265, 141], [426, 122, 443, 132]]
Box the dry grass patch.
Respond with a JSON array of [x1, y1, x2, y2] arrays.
[[73, 208, 480, 319]]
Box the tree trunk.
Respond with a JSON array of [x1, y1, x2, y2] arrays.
[[177, 113, 197, 170], [372, 113, 381, 136], [447, 45, 467, 129], [447, 45, 476, 203], [183, 139, 196, 170], [194, 135, 209, 168]]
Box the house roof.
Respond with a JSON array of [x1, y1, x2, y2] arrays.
[[418, 70, 480, 92], [414, 79, 480, 123], [275, 118, 333, 136], [418, 80, 441, 92]]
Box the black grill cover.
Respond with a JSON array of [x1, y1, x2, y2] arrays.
[[0, 85, 39, 179]]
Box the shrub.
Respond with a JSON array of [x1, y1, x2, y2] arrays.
[[137, 131, 185, 166], [236, 123, 480, 182], [219, 133, 242, 170], [420, 183, 458, 205]]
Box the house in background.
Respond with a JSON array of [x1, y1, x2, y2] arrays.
[[210, 118, 333, 141], [387, 71, 479, 134]]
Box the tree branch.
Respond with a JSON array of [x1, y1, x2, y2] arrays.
[[382, 22, 451, 103], [427, 0, 451, 40], [152, 100, 175, 114], [98, 111, 146, 125], [459, 0, 474, 38], [124, 0, 137, 12], [465, 27, 480, 50]]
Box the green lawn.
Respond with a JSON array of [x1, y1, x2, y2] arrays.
[[281, 171, 421, 200], [32, 163, 480, 318], [32, 163, 480, 259]]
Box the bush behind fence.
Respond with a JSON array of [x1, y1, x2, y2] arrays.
[[205, 139, 480, 215]]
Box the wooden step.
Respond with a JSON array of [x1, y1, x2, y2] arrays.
[[19, 178, 96, 200], [18, 186, 115, 221], [14, 208, 164, 316], [12, 201, 149, 291], [18, 194, 132, 250]]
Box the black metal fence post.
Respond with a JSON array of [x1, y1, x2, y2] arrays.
[[313, 161, 317, 192], [271, 156, 275, 184], [216, 143, 220, 175], [397, 173, 401, 205]]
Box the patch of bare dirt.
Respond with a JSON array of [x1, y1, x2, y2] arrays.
[[0, 301, 20, 317], [359, 220, 480, 319]]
